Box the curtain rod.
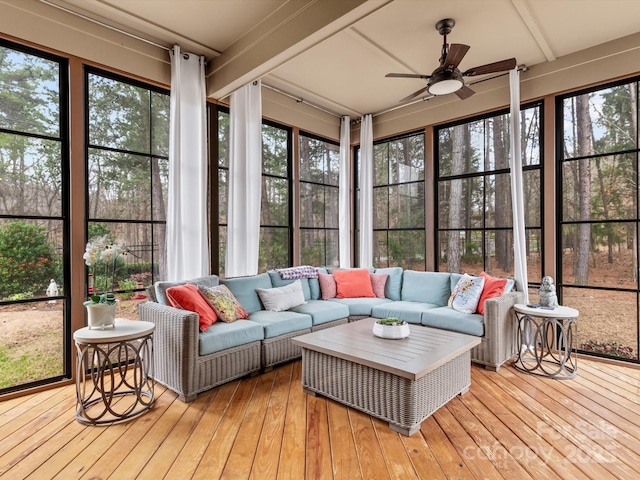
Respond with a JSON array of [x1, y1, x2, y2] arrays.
[[262, 83, 343, 118], [38, 0, 221, 57], [38, 0, 170, 51]]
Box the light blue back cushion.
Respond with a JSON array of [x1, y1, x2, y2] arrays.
[[374, 267, 403, 300], [154, 274, 219, 305], [401, 271, 452, 306], [450, 273, 462, 292], [220, 273, 272, 314], [267, 270, 312, 301]]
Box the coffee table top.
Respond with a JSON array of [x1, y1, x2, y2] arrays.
[[293, 318, 480, 380]]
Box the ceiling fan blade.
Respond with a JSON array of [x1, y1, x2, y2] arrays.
[[444, 43, 470, 68], [386, 73, 430, 79], [399, 85, 430, 103], [463, 58, 517, 76], [455, 85, 475, 100]]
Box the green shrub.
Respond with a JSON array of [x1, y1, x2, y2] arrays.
[[117, 279, 137, 300], [0, 222, 58, 298]]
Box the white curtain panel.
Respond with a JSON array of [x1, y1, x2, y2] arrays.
[[225, 80, 262, 278], [339, 115, 351, 267], [509, 69, 529, 302], [359, 114, 374, 268], [166, 45, 209, 281]]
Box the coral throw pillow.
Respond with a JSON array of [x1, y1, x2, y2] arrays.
[[449, 274, 485, 314], [318, 273, 337, 300], [166, 283, 217, 331], [333, 269, 376, 299], [370, 273, 389, 299], [198, 284, 249, 323], [477, 271, 509, 315]]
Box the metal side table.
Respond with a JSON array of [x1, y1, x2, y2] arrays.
[[513, 304, 579, 379], [74, 318, 155, 425]]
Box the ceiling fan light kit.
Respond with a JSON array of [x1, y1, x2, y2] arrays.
[[386, 18, 517, 102], [427, 68, 464, 95]]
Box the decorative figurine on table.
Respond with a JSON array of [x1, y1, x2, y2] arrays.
[[538, 276, 559, 307]]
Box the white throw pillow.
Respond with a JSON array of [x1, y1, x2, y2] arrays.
[[256, 280, 307, 312], [449, 274, 485, 314]]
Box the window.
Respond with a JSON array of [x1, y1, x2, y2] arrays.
[[0, 40, 69, 393], [559, 80, 640, 362], [86, 69, 169, 312], [260, 122, 291, 270], [358, 132, 426, 269], [299, 132, 339, 267], [436, 103, 542, 279], [216, 111, 292, 275], [217, 108, 229, 276]]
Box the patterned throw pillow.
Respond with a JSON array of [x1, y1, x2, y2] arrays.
[[448, 274, 485, 314], [198, 284, 249, 322]]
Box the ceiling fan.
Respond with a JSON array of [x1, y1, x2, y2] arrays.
[[386, 18, 517, 102]]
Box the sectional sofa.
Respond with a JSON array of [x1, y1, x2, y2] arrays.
[[138, 268, 523, 402]]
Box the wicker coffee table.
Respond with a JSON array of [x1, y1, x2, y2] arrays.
[[292, 317, 480, 436]]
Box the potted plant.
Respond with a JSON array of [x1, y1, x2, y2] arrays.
[[83, 235, 126, 329], [372, 317, 410, 339]]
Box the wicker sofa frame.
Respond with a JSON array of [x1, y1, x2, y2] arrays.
[[139, 283, 522, 402], [138, 302, 261, 402]]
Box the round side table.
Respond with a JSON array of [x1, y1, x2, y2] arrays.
[[513, 304, 579, 379], [74, 318, 155, 425]]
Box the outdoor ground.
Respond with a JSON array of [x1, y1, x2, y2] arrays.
[[0, 298, 144, 389]]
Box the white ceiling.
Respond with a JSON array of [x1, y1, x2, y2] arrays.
[[45, 0, 640, 117]]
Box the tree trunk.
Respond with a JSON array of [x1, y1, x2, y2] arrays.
[[575, 94, 592, 285], [151, 158, 167, 281], [493, 116, 511, 272], [447, 125, 465, 273]]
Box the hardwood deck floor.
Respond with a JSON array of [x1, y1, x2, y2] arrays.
[[1, 357, 640, 480]]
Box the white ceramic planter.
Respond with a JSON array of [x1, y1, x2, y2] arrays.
[[86, 303, 116, 329], [372, 321, 410, 339]]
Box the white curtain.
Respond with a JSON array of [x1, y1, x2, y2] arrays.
[[509, 69, 529, 302], [339, 116, 351, 267], [225, 80, 262, 278], [359, 114, 374, 268], [166, 45, 209, 281]]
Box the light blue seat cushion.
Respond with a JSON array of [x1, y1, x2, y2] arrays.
[[267, 271, 313, 301], [401, 271, 452, 306], [248, 310, 312, 338], [221, 273, 272, 314], [374, 267, 403, 300], [328, 297, 392, 316], [199, 319, 264, 356], [290, 300, 349, 326], [421, 307, 484, 337], [371, 300, 439, 324], [155, 274, 219, 305]]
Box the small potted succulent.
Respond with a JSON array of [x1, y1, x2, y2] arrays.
[[373, 317, 410, 339]]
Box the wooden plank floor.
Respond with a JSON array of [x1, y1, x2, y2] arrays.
[[1, 357, 640, 479]]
